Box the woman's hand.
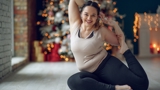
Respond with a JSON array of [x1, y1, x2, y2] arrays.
[[99, 12, 117, 27]]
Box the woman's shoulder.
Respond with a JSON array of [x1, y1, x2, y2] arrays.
[[70, 21, 81, 34], [94, 26, 110, 40], [97, 26, 110, 34], [95, 26, 105, 34]]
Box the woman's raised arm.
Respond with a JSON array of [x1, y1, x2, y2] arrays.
[[68, 0, 84, 27]]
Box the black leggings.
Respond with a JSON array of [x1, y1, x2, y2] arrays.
[[67, 50, 149, 90]]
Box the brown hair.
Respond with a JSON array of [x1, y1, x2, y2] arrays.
[[80, 1, 101, 30]]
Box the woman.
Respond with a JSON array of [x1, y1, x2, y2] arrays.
[[67, 0, 149, 90]]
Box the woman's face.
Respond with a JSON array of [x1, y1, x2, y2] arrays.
[[81, 6, 98, 27]]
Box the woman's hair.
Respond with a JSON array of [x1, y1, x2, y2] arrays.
[[80, 1, 101, 29], [80, 1, 100, 15]]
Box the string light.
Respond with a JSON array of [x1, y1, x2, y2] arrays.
[[134, 13, 160, 54], [133, 13, 140, 42], [133, 13, 160, 42]]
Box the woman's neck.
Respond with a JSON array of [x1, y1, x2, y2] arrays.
[[81, 24, 94, 31]]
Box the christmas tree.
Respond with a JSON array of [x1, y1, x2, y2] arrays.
[[36, 0, 73, 62]]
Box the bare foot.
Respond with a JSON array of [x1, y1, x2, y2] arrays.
[[115, 85, 132, 90], [117, 35, 129, 54]]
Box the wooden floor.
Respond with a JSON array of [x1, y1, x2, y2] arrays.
[[0, 57, 160, 90]]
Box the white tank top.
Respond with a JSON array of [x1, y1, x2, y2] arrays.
[[70, 26, 108, 72]]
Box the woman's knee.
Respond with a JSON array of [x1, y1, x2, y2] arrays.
[[140, 77, 149, 90], [67, 72, 95, 89], [131, 77, 149, 90], [67, 72, 85, 89]]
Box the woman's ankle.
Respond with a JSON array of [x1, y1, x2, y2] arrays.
[[115, 85, 132, 90]]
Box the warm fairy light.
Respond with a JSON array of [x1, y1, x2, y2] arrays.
[[48, 47, 51, 51], [40, 41, 43, 44], [37, 21, 40, 25], [49, 50, 51, 52], [148, 21, 151, 26], [43, 10, 47, 13], [59, 1, 63, 4], [48, 16, 54, 20], [65, 58, 69, 62], [45, 33, 48, 36], [134, 39, 137, 42], [153, 44, 157, 48], [50, 2, 53, 5], [42, 14, 44, 17], [118, 46, 120, 49], [60, 55, 64, 58], [47, 20, 51, 25], [62, 20, 65, 23], [157, 48, 160, 51], [113, 2, 116, 5], [156, 23, 159, 26], [47, 44, 50, 47], [104, 43, 107, 46], [42, 14, 47, 17], [150, 16, 153, 21], [120, 16, 123, 19], [156, 14, 159, 17], [106, 0, 111, 3], [54, 33, 60, 37], [156, 18, 158, 21], [133, 13, 140, 42], [113, 8, 118, 13], [98, 4, 101, 7], [44, 52, 47, 54], [155, 27, 158, 31], [106, 47, 112, 50], [51, 44, 54, 48], [60, 40, 62, 44], [149, 27, 152, 30], [133, 13, 160, 42]]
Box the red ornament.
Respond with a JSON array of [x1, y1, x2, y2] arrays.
[[48, 43, 61, 62], [52, 25, 57, 32]]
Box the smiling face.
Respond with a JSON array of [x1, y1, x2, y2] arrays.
[[81, 6, 98, 27]]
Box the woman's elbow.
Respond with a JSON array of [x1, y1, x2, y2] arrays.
[[112, 42, 119, 46], [110, 39, 120, 46]]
